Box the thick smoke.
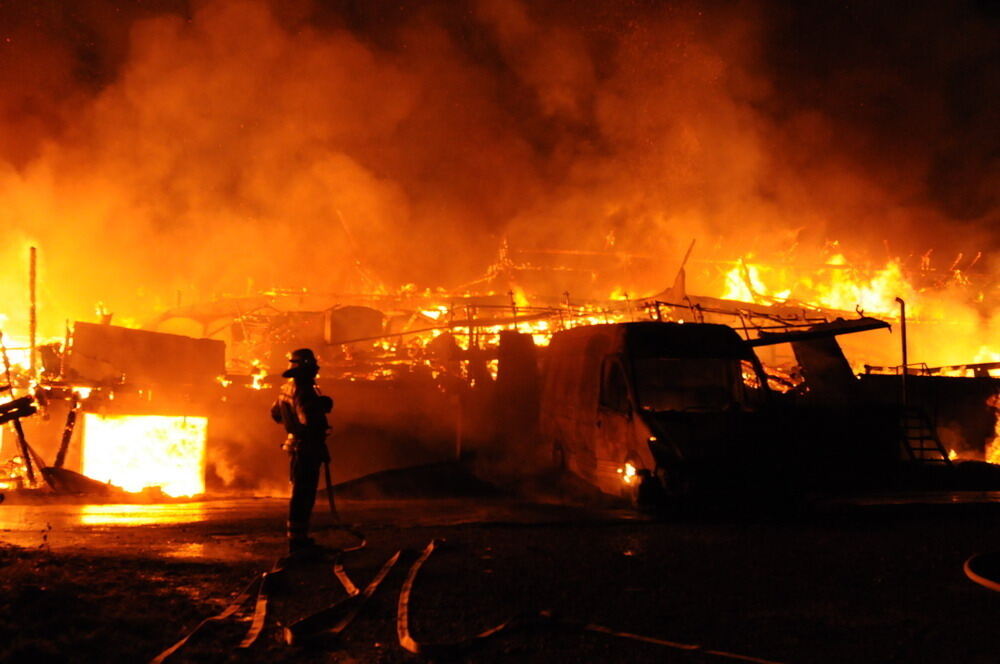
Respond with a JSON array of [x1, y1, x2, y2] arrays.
[[0, 0, 996, 336]]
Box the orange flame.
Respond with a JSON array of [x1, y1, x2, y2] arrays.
[[719, 252, 997, 369], [82, 414, 207, 497], [721, 253, 916, 315]]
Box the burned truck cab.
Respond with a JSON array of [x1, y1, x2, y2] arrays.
[[540, 322, 771, 501]]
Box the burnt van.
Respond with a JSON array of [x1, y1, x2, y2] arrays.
[[539, 321, 774, 502]]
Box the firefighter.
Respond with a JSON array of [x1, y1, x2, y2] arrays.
[[270, 348, 334, 555]]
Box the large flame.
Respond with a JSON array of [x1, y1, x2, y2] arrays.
[[81, 414, 207, 497], [721, 254, 919, 316], [719, 252, 997, 370]]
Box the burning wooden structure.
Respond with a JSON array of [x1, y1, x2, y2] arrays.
[[0, 242, 996, 502]]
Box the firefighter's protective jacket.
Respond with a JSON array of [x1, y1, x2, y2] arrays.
[[270, 379, 332, 444]]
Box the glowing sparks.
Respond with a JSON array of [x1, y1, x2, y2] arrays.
[[82, 414, 207, 497]]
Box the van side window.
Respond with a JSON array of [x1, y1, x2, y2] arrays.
[[737, 358, 770, 407], [600, 360, 629, 413], [740, 360, 761, 390]]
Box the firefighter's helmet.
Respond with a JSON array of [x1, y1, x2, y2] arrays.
[[283, 348, 319, 377]]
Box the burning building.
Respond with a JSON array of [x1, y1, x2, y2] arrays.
[[0, 0, 996, 501], [0, 232, 997, 502]]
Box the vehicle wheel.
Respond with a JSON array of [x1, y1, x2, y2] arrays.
[[632, 469, 664, 511], [622, 454, 663, 511], [653, 463, 692, 514]]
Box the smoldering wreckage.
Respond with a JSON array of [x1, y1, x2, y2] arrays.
[[2, 246, 998, 508]]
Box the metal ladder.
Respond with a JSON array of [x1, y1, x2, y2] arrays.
[[900, 406, 952, 465]]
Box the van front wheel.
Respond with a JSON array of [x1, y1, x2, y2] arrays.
[[654, 463, 694, 511], [630, 468, 665, 510]]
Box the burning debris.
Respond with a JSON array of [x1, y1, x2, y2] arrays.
[[0, 305, 223, 499], [0, 235, 997, 504]]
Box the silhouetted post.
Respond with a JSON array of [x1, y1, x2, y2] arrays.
[[895, 296, 908, 407], [508, 290, 518, 332]]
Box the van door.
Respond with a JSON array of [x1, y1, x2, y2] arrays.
[[596, 356, 636, 492]]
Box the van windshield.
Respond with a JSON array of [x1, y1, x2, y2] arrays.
[[633, 357, 759, 411]]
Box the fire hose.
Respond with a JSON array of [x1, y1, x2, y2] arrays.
[[149, 460, 369, 663], [281, 460, 399, 644], [151, 469, 786, 664], [149, 531, 377, 663], [148, 570, 265, 664], [397, 539, 787, 664], [152, 537, 786, 663], [283, 548, 400, 645]]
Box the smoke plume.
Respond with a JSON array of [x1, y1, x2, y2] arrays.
[[0, 0, 995, 336]]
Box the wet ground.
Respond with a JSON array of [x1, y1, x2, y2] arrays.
[[4, 472, 1000, 663]]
